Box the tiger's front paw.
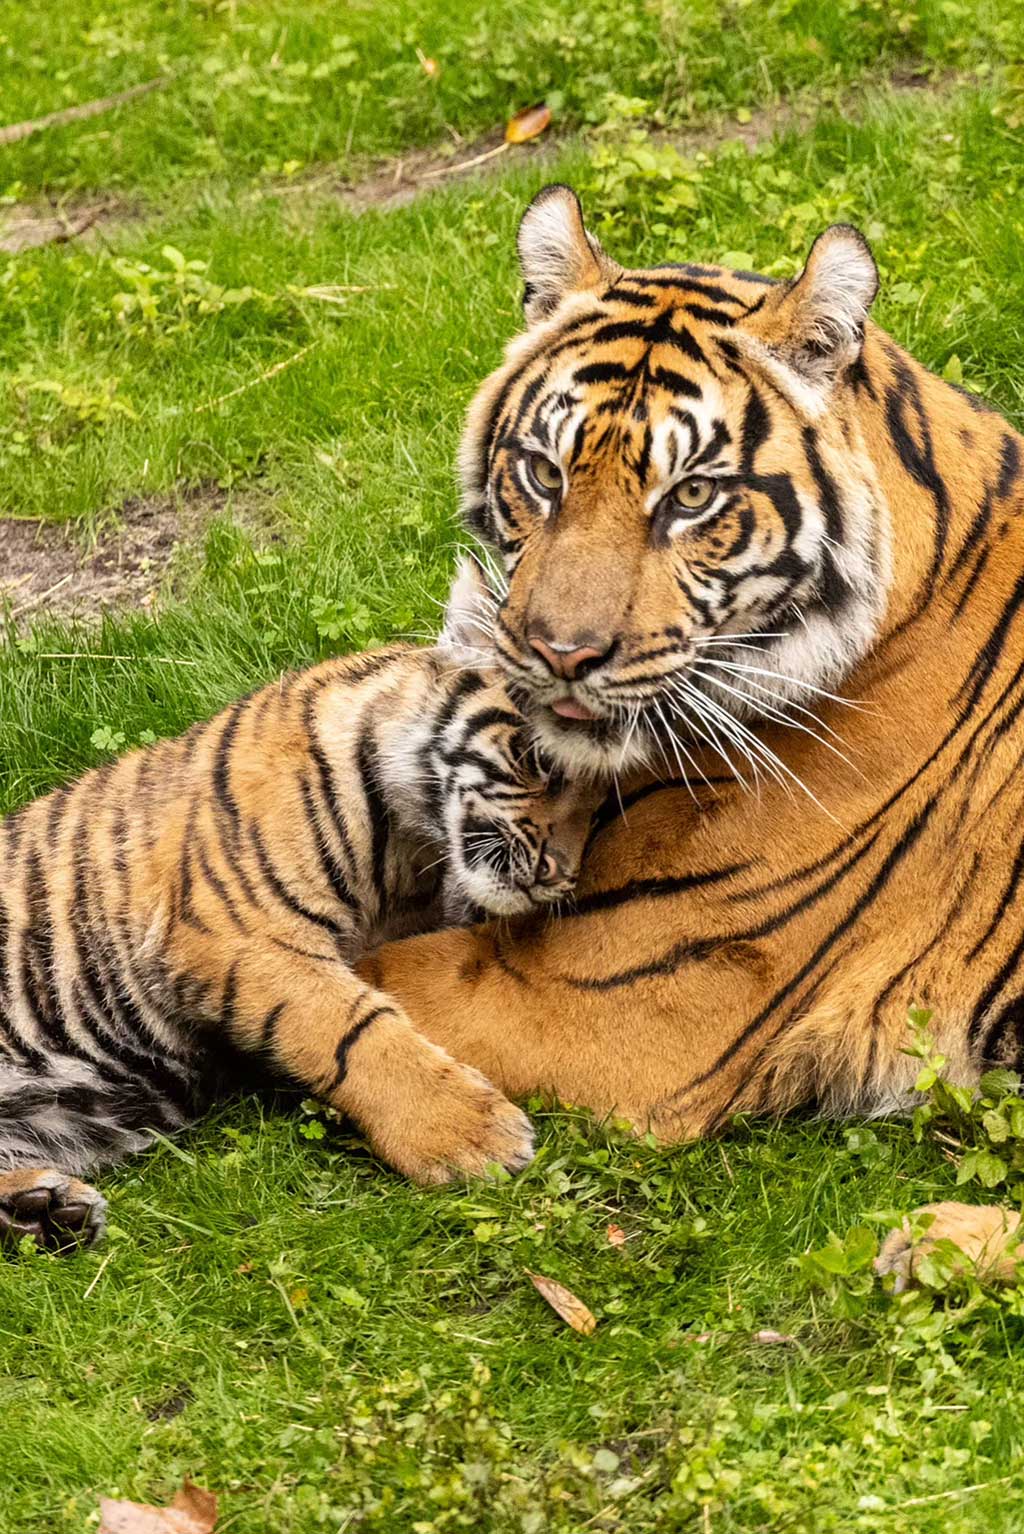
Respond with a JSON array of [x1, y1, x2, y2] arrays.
[[368, 1050, 535, 1186], [0, 1168, 107, 1254], [875, 1200, 1022, 1291]]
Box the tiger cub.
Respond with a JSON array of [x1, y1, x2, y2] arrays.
[[0, 565, 598, 1252]]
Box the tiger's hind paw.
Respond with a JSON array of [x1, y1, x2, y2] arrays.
[[0, 1168, 107, 1254], [875, 1200, 1022, 1291]]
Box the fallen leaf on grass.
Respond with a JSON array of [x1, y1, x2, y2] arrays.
[[99, 1481, 217, 1534], [527, 1270, 597, 1334], [753, 1329, 796, 1345], [505, 103, 551, 144], [606, 1223, 627, 1247]]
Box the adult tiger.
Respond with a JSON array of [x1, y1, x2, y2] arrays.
[[363, 185, 1024, 1265]]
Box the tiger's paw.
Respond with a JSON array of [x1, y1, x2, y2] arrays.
[[0, 1168, 107, 1254], [875, 1200, 1022, 1291], [369, 1054, 535, 1186]]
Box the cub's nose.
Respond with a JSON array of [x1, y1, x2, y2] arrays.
[[527, 631, 612, 679], [536, 850, 562, 886]]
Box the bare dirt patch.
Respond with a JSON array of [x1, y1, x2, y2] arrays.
[[287, 103, 804, 216], [0, 198, 139, 254], [1, 486, 242, 622], [302, 69, 960, 217], [339, 131, 550, 213]]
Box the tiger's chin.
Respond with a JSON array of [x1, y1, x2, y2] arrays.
[[528, 705, 650, 779]]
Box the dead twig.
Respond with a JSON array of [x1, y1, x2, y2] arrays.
[[890, 1474, 1017, 1509], [83, 1251, 113, 1300], [0, 201, 110, 256], [182, 340, 320, 416], [418, 141, 510, 180], [0, 76, 169, 147], [32, 653, 199, 666], [10, 572, 74, 618]]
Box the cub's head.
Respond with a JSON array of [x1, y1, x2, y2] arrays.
[[458, 184, 892, 775], [436, 588, 599, 917], [445, 763, 596, 920]]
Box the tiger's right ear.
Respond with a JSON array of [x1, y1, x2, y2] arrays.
[[517, 185, 619, 325]]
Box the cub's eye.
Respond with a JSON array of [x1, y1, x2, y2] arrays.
[[670, 476, 716, 514], [525, 452, 562, 498]]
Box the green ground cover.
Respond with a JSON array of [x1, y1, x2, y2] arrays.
[[3, 3, 1024, 1528]]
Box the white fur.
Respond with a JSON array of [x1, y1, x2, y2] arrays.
[[516, 186, 617, 325], [733, 227, 878, 415], [437, 556, 498, 666]]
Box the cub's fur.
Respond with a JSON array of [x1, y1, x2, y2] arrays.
[[0, 570, 596, 1249]]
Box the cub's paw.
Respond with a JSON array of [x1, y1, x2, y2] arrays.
[[875, 1200, 1022, 1291], [0, 1168, 107, 1254], [373, 1053, 534, 1186]]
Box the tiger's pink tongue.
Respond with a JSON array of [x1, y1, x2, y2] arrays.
[[551, 697, 598, 722]]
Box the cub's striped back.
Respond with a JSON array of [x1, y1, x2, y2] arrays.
[[0, 606, 598, 1250]]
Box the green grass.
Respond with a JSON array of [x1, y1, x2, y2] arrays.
[[0, 0, 1017, 195], [3, 4, 1024, 1529], [6, 1104, 1024, 1531]]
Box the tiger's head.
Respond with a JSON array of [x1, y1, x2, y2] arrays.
[[457, 184, 892, 776]]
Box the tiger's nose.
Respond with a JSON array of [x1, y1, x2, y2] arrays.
[[537, 850, 562, 885], [527, 632, 611, 679]]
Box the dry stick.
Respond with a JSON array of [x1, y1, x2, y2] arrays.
[[0, 204, 106, 256], [0, 76, 169, 147], [9, 572, 74, 618], [418, 141, 510, 179], [33, 653, 199, 666], [891, 1475, 1018, 1510], [52, 202, 108, 244], [185, 339, 320, 416], [83, 1251, 113, 1300]]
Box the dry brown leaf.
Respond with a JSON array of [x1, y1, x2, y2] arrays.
[[98, 1481, 217, 1534], [606, 1223, 626, 1247], [505, 103, 552, 145], [527, 1270, 596, 1335]]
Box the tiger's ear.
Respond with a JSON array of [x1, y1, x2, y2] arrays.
[[739, 225, 878, 408], [517, 184, 619, 325]]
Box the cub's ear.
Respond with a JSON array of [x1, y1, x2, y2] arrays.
[[438, 555, 498, 663], [517, 184, 620, 325], [739, 225, 878, 409]]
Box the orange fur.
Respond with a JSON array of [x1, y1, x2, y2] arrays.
[[362, 191, 1024, 1152]]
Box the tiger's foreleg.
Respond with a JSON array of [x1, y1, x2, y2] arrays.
[[170, 927, 535, 1184], [359, 923, 748, 1140]]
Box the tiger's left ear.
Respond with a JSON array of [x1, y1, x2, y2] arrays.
[[739, 225, 878, 409], [517, 184, 620, 325]]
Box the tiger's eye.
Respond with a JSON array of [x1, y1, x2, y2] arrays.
[[672, 477, 715, 513], [526, 452, 562, 496]]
